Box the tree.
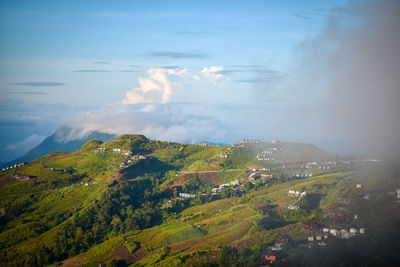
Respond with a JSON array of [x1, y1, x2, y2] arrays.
[[219, 245, 238, 267], [161, 245, 171, 257]]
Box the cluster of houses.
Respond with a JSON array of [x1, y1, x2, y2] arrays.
[[211, 180, 240, 193], [288, 204, 300, 210], [281, 161, 336, 170], [249, 167, 270, 172], [95, 147, 133, 156], [198, 142, 208, 146], [244, 172, 273, 183], [241, 139, 262, 144], [108, 154, 147, 169], [291, 172, 313, 178], [219, 146, 235, 158], [323, 227, 365, 239], [79, 180, 97, 186], [257, 147, 281, 161], [178, 193, 197, 199], [288, 190, 307, 197], [10, 173, 33, 181], [2, 161, 25, 171], [261, 221, 366, 264], [257, 155, 276, 161]]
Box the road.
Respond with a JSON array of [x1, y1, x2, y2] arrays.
[[178, 169, 245, 174]]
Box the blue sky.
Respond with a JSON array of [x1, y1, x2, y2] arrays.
[[0, 0, 355, 161]]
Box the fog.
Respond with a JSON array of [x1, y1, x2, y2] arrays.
[[63, 104, 229, 145], [289, 0, 400, 157]]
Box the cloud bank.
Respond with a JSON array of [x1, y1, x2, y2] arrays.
[[264, 0, 400, 156], [65, 105, 228, 144], [63, 65, 230, 144]]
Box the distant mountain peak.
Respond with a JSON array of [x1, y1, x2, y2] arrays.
[[2, 126, 116, 167]]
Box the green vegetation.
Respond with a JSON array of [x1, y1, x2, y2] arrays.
[[0, 135, 398, 266]]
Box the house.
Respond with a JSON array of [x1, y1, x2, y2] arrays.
[[264, 255, 277, 262], [212, 188, 220, 193], [288, 205, 300, 210], [329, 229, 339, 236], [139, 155, 146, 159], [11, 174, 33, 181], [179, 193, 196, 199]]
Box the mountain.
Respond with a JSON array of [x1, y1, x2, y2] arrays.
[[1, 126, 115, 168]]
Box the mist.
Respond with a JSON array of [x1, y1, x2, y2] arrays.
[[63, 104, 230, 145], [282, 0, 400, 157]]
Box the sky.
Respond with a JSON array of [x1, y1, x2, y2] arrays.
[[1, 0, 399, 162]]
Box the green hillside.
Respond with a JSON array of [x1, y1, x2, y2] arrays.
[[0, 135, 398, 266]]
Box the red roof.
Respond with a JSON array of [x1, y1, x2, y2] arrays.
[[265, 255, 276, 261]]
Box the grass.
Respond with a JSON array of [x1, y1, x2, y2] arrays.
[[0, 135, 363, 266]]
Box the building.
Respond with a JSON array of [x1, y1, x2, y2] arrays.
[[330, 229, 339, 236], [349, 228, 358, 234], [359, 228, 366, 234], [340, 229, 351, 239], [288, 205, 300, 210], [179, 193, 196, 199], [263, 255, 276, 263]]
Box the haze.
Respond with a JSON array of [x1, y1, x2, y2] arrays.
[[0, 0, 399, 163]]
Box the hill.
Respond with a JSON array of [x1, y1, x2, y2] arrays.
[[0, 135, 397, 266]]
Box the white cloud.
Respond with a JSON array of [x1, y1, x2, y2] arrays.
[[65, 66, 231, 144], [122, 68, 186, 105], [5, 134, 46, 152], [201, 66, 224, 81], [65, 105, 228, 144], [121, 66, 226, 105]]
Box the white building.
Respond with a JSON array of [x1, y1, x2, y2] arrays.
[[349, 228, 358, 234]]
